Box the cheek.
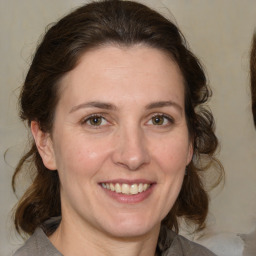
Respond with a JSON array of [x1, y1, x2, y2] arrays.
[[53, 136, 111, 178], [152, 136, 190, 174]]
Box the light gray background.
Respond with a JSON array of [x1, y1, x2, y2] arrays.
[[1, 1, 256, 255]]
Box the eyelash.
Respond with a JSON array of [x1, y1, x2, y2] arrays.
[[81, 114, 108, 127], [148, 113, 174, 126], [80, 113, 174, 128]]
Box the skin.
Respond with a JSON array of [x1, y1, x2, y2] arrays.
[[31, 44, 193, 256]]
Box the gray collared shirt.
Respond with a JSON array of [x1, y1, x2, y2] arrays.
[[14, 218, 216, 256]]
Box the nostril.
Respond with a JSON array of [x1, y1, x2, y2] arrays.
[[114, 154, 150, 171]]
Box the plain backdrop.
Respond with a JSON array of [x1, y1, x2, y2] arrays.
[[1, 1, 256, 255]]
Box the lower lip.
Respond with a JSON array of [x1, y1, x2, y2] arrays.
[[100, 184, 155, 204]]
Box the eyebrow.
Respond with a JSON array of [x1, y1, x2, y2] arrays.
[[69, 100, 183, 113], [69, 101, 117, 113], [145, 101, 183, 113]]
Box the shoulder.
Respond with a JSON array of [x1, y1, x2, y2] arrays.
[[158, 225, 216, 256], [174, 234, 217, 256], [13, 227, 62, 256]]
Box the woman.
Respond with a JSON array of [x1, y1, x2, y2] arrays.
[[12, 1, 223, 255]]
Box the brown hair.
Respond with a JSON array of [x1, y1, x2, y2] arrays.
[[251, 32, 256, 126], [13, 0, 223, 236]]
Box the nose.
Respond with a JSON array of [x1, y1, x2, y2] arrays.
[[111, 126, 150, 171]]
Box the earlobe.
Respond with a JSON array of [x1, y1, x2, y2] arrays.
[[31, 121, 57, 170], [186, 142, 194, 165]]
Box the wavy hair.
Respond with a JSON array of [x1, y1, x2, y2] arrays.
[[12, 0, 223, 235]]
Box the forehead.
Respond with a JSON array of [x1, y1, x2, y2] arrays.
[[58, 44, 185, 107]]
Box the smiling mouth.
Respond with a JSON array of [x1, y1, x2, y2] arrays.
[[100, 183, 152, 195]]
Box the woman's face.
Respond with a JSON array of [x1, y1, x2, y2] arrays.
[[36, 45, 193, 238]]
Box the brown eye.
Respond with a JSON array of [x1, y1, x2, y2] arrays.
[[89, 117, 102, 126], [148, 114, 174, 126], [152, 115, 164, 125], [84, 115, 108, 127]]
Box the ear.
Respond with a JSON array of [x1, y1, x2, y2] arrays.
[[186, 141, 194, 165], [31, 121, 57, 170]]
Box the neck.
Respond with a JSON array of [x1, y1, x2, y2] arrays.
[[49, 216, 160, 256]]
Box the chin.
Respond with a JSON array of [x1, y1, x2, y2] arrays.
[[100, 216, 159, 238], [106, 226, 154, 239]]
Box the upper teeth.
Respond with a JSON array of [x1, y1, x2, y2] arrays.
[[101, 183, 150, 195]]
